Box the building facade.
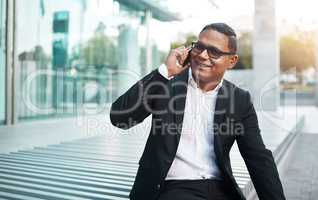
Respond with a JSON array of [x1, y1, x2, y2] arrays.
[[0, 0, 179, 125]]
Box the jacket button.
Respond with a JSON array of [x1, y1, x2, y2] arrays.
[[156, 184, 161, 190]]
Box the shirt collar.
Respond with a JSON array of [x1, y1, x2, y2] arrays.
[[188, 67, 223, 94]]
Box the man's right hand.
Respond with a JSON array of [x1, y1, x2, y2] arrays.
[[164, 46, 191, 78]]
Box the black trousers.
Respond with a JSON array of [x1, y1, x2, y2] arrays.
[[157, 179, 235, 200]]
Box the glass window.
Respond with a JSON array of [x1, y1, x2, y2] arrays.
[[15, 0, 148, 121], [0, 0, 6, 124]]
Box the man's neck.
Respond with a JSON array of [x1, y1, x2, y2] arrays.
[[191, 71, 221, 92], [197, 81, 219, 92]]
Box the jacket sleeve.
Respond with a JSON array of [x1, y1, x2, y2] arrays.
[[110, 69, 169, 130], [236, 91, 286, 200]]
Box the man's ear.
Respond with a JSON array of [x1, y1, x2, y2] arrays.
[[228, 55, 238, 69]]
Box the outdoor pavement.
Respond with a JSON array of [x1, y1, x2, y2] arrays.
[[0, 105, 316, 199], [282, 106, 318, 200], [282, 133, 318, 200], [297, 106, 318, 134]]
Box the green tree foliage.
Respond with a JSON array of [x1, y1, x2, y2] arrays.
[[170, 33, 197, 49], [81, 34, 117, 69], [280, 32, 315, 73], [235, 32, 252, 69]]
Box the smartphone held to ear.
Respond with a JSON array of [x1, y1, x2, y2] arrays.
[[182, 47, 192, 67]]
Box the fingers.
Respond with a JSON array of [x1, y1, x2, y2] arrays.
[[172, 46, 185, 56], [168, 45, 191, 70], [174, 46, 190, 64], [176, 61, 182, 68]]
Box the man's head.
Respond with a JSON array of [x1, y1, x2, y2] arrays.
[[190, 23, 238, 85]]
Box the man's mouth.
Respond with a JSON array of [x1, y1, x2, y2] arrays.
[[198, 63, 211, 68], [192, 59, 211, 68], [196, 61, 212, 68]]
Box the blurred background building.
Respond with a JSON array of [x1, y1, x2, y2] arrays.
[[1, 0, 318, 126], [1, 0, 182, 124], [0, 0, 318, 199]]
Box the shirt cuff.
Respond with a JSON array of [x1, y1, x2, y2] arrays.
[[158, 63, 173, 80]]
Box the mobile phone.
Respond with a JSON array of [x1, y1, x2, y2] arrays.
[[182, 47, 192, 67]]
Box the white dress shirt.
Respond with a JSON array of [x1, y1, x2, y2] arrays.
[[158, 64, 223, 180]]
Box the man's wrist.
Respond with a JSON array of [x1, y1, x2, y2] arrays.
[[158, 63, 173, 80]]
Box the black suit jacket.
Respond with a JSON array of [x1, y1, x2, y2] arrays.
[[110, 68, 286, 200]]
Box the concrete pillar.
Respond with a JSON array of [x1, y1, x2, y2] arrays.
[[0, 0, 6, 123], [5, 0, 17, 124], [253, 0, 280, 111], [117, 24, 140, 95], [315, 28, 318, 107], [145, 9, 152, 74]]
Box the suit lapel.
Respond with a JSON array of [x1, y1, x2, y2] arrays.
[[213, 81, 229, 133], [169, 70, 231, 164], [170, 68, 189, 137], [213, 80, 230, 168]]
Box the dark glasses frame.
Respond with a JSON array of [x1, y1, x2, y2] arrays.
[[191, 41, 236, 59]]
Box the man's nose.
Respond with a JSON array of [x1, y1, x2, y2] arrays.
[[198, 49, 209, 60]]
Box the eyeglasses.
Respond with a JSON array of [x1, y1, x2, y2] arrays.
[[191, 41, 235, 59]]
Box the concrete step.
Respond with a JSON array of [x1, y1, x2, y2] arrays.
[[0, 113, 305, 199]]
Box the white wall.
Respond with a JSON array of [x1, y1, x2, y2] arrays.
[[224, 69, 254, 94]]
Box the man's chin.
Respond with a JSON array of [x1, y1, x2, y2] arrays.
[[191, 70, 211, 83]]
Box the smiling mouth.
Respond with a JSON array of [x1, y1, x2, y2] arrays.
[[197, 62, 213, 69], [193, 60, 211, 68]]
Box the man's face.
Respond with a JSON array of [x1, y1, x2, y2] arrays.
[[190, 29, 238, 85]]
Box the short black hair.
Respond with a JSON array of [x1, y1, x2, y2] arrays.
[[200, 23, 237, 53]]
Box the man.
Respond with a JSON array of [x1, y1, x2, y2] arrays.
[[110, 23, 286, 200]]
